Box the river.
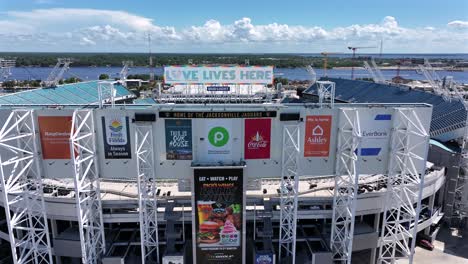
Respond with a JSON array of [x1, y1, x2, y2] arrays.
[[7, 66, 468, 84]]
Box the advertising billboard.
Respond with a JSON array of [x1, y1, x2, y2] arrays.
[[304, 115, 332, 157], [193, 168, 245, 263], [244, 119, 271, 159], [164, 66, 274, 85], [358, 113, 392, 157], [38, 116, 73, 159], [198, 120, 234, 162], [165, 119, 193, 160], [101, 115, 131, 159]]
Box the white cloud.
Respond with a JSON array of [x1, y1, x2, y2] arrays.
[[0, 8, 466, 52], [448, 20, 468, 29]]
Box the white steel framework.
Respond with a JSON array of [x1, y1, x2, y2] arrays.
[[43, 58, 72, 88], [371, 58, 386, 83], [0, 109, 53, 264], [330, 108, 362, 264], [317, 81, 335, 108], [278, 125, 300, 263], [378, 108, 429, 264], [70, 109, 106, 264], [0, 58, 16, 80], [120, 60, 133, 82], [135, 124, 160, 264], [97, 81, 116, 108]]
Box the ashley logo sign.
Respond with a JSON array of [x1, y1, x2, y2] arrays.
[[304, 115, 332, 157], [244, 119, 271, 159]]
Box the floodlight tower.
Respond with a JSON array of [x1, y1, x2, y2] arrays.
[[347, 46, 376, 79]]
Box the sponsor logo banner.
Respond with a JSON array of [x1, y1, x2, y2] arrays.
[[304, 115, 332, 157], [205, 120, 232, 159], [165, 119, 192, 160], [358, 113, 392, 156], [193, 168, 244, 263], [244, 119, 271, 159], [159, 111, 276, 119], [207, 86, 230, 92], [255, 253, 275, 264], [102, 116, 131, 159], [38, 116, 72, 159], [164, 66, 273, 85]]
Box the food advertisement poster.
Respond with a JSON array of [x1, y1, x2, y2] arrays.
[[101, 115, 131, 159], [304, 115, 332, 157], [244, 118, 271, 159], [165, 119, 192, 160], [38, 116, 73, 159], [193, 168, 244, 263]]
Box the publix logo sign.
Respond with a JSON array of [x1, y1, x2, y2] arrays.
[[208, 126, 229, 147]]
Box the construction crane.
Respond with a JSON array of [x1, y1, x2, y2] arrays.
[[320, 52, 342, 77], [347, 46, 376, 79], [43, 58, 72, 88]]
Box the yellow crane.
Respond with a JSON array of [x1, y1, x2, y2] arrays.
[[320, 52, 342, 77]]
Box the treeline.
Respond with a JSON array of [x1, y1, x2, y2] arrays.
[[0, 52, 414, 68]]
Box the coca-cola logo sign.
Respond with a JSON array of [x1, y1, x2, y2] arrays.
[[244, 119, 271, 159]]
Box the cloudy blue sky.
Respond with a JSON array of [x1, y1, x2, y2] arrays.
[[0, 0, 467, 53]]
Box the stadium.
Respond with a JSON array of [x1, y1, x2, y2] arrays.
[[0, 64, 463, 264]]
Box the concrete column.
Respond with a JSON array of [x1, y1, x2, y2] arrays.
[[425, 194, 436, 236], [370, 212, 381, 264], [50, 220, 62, 264]]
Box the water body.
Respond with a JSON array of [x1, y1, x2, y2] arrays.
[[7, 66, 468, 84]]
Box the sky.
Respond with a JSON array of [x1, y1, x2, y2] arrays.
[[0, 0, 467, 53]]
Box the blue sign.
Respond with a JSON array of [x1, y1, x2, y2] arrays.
[[207, 86, 230, 92], [165, 119, 193, 160]]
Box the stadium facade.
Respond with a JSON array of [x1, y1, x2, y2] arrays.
[[0, 68, 460, 264]]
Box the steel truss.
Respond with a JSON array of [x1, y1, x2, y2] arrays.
[[135, 124, 160, 264], [330, 108, 362, 264], [378, 108, 429, 264], [317, 81, 335, 108], [70, 109, 106, 264], [0, 109, 53, 264], [278, 125, 300, 263]]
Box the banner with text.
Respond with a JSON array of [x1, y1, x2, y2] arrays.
[[38, 116, 73, 159], [304, 115, 332, 157], [165, 119, 193, 160], [193, 168, 244, 263], [101, 115, 131, 159], [164, 66, 274, 85], [244, 119, 271, 159], [358, 112, 392, 156]]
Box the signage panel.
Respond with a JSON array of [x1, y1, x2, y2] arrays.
[[244, 119, 271, 159], [207, 86, 230, 92], [162, 255, 184, 264], [193, 168, 245, 263], [159, 111, 276, 119], [304, 115, 332, 157], [165, 119, 193, 160], [164, 66, 273, 85], [203, 120, 232, 161], [101, 115, 131, 159], [38, 116, 72, 159], [359, 112, 392, 157]]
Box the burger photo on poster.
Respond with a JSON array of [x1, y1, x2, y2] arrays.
[[198, 221, 220, 244]]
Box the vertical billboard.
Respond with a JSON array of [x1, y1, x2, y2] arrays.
[[193, 168, 245, 264], [304, 115, 332, 157], [244, 119, 271, 159], [358, 113, 392, 156], [38, 116, 73, 159], [199, 120, 233, 162], [165, 119, 193, 160], [101, 115, 131, 159]]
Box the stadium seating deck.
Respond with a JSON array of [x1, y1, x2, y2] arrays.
[[304, 77, 466, 138]]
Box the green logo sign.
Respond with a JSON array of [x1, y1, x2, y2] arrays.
[[208, 126, 229, 147]]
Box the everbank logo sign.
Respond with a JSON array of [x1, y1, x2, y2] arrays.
[[244, 119, 271, 159], [304, 115, 332, 157]]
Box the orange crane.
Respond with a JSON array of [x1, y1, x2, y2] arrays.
[[347, 46, 376, 79], [320, 52, 342, 77]]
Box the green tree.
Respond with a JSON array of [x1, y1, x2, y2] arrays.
[[99, 74, 109, 80]]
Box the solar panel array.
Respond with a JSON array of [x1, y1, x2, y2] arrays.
[[304, 77, 466, 138], [0, 81, 135, 105]]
